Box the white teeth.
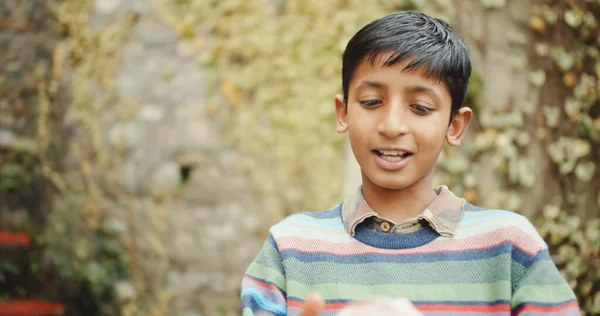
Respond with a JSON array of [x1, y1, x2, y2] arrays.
[[380, 150, 407, 156], [381, 155, 405, 162]]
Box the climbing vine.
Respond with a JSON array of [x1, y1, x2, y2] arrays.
[[529, 0, 600, 313], [530, 0, 599, 211], [27, 0, 173, 315], [159, 0, 598, 313], [28, 0, 133, 314], [157, 0, 420, 219]]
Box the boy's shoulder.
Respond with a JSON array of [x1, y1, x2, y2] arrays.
[[462, 202, 537, 229], [266, 201, 548, 256], [269, 203, 345, 238], [461, 202, 547, 252]]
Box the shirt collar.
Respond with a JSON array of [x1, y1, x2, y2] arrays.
[[341, 185, 465, 238]]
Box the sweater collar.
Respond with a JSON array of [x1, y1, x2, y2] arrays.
[[341, 185, 465, 238]]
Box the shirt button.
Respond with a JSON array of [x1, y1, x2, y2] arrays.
[[380, 221, 391, 232]]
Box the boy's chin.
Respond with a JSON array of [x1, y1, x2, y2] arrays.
[[365, 173, 415, 191]]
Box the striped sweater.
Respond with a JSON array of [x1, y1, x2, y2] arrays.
[[241, 203, 580, 315]]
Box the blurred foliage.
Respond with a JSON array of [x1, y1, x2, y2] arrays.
[[34, 194, 128, 315], [537, 207, 600, 315], [1, 163, 34, 191], [530, 0, 599, 208], [0, 136, 39, 189], [157, 0, 419, 218], [0, 262, 19, 284], [157, 0, 598, 217], [0, 0, 132, 313], [44, 0, 174, 314], [529, 1, 600, 312], [157, 0, 599, 313], [0, 0, 137, 314]]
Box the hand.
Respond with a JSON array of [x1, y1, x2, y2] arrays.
[[256, 294, 421, 316], [337, 297, 423, 316], [255, 293, 324, 316], [298, 293, 325, 316]]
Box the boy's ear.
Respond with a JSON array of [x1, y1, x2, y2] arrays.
[[335, 94, 349, 133], [446, 107, 473, 146]]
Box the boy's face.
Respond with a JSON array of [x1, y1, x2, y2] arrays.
[[335, 55, 472, 191]]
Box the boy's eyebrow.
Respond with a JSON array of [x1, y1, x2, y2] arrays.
[[407, 85, 441, 102], [358, 80, 385, 89]]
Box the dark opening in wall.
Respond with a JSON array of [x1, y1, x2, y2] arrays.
[[180, 165, 192, 185]]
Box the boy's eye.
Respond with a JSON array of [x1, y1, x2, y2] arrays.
[[359, 100, 382, 107], [410, 104, 433, 114]]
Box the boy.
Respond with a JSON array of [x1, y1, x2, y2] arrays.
[[241, 11, 580, 316]]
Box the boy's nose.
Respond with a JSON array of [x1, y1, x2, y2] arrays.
[[377, 106, 410, 139]]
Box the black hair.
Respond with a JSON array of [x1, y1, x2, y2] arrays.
[[342, 11, 472, 121]]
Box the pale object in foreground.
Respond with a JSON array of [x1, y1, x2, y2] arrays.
[[255, 295, 423, 316], [336, 298, 423, 316]]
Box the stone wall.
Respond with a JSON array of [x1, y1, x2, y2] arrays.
[[89, 1, 265, 314], [2, 1, 266, 315]]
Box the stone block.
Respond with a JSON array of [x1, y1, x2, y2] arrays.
[[134, 16, 178, 47], [108, 122, 144, 150], [183, 164, 223, 204], [0, 128, 14, 150], [150, 161, 181, 193], [94, 0, 123, 16], [137, 104, 165, 122], [114, 280, 136, 303]]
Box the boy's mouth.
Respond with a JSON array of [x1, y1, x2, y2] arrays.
[[372, 149, 413, 161]]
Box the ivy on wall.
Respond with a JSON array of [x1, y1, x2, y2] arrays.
[[531, 0, 599, 210], [24, 0, 173, 314], [159, 0, 598, 313], [529, 0, 600, 313], [28, 0, 134, 314], [157, 0, 419, 219]]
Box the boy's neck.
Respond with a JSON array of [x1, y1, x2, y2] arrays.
[[361, 174, 437, 223]]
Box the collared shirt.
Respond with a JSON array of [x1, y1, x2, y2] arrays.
[[341, 185, 466, 237]]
